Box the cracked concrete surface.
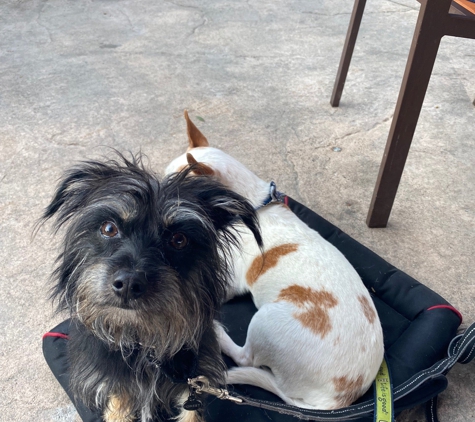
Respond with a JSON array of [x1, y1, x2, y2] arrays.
[[0, 0, 474, 421]]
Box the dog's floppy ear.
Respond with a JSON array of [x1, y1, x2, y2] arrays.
[[40, 165, 102, 230], [184, 110, 209, 149], [186, 153, 214, 176], [194, 180, 263, 250]]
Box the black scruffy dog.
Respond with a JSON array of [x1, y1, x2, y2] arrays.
[[40, 155, 262, 422]]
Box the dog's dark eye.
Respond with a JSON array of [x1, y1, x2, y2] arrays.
[[100, 221, 119, 238], [169, 233, 188, 250]]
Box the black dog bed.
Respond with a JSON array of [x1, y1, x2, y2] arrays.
[[43, 197, 462, 422]]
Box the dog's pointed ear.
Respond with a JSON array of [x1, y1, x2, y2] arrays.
[[184, 110, 209, 149], [186, 153, 214, 176]]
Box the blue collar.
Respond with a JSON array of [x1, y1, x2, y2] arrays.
[[256, 181, 285, 210]]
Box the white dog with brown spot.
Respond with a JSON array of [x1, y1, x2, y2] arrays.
[[165, 111, 384, 410]]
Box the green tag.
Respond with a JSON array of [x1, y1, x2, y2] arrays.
[[374, 358, 393, 422]]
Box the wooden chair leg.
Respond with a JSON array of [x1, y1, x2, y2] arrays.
[[330, 0, 367, 107], [366, 0, 447, 227]]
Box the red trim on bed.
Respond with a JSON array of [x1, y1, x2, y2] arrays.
[[427, 305, 463, 323], [284, 196, 289, 206], [42, 332, 70, 340]]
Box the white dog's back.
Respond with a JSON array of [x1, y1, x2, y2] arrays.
[[222, 206, 383, 409]]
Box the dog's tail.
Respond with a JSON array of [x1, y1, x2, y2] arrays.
[[226, 367, 317, 409]]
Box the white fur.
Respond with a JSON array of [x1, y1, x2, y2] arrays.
[[166, 145, 384, 410]]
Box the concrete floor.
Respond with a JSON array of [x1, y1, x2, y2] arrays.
[[0, 0, 474, 421]]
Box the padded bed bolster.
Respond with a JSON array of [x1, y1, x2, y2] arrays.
[[386, 308, 461, 385]]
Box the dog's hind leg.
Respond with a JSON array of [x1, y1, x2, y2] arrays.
[[226, 367, 323, 409], [216, 324, 253, 366]]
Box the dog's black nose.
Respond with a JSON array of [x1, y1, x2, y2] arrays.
[[112, 270, 147, 301]]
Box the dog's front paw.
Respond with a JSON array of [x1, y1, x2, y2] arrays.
[[103, 395, 135, 422], [216, 323, 251, 366]]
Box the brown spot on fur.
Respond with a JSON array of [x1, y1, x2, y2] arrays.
[[246, 244, 299, 286], [277, 286, 338, 338], [184, 110, 209, 149], [104, 394, 134, 422], [332, 375, 365, 408], [358, 295, 376, 324]]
